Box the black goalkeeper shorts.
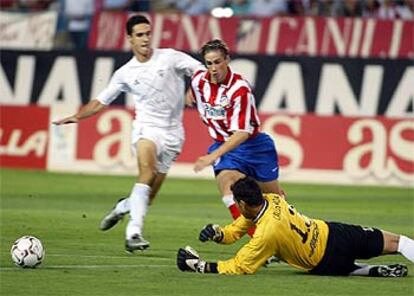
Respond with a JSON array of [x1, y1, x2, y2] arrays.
[[310, 222, 384, 276]]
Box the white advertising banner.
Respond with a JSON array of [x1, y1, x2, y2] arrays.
[[0, 11, 57, 50]]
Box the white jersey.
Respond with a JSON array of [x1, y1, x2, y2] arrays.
[[96, 48, 202, 129]]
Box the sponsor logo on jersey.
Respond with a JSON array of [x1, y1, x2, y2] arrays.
[[204, 103, 226, 120]]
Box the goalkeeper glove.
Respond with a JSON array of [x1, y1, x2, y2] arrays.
[[199, 224, 223, 242], [177, 246, 206, 273]]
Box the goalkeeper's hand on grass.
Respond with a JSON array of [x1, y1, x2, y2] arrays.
[[177, 246, 206, 273], [199, 224, 223, 242]]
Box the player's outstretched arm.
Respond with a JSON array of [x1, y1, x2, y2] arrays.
[[53, 99, 106, 125], [199, 224, 223, 242]]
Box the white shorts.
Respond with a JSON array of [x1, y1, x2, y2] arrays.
[[131, 123, 184, 174]]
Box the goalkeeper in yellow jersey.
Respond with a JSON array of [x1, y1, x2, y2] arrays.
[[177, 177, 414, 277]]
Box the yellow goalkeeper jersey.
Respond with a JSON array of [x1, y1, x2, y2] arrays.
[[217, 193, 329, 275]]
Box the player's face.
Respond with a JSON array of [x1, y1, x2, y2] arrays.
[[234, 199, 254, 219], [204, 50, 229, 84], [128, 23, 152, 60]]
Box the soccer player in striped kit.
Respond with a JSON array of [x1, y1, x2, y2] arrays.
[[189, 39, 285, 231]]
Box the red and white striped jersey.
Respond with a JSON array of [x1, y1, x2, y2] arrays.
[[190, 67, 260, 142]]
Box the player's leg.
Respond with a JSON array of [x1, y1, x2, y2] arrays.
[[349, 229, 410, 277], [126, 129, 183, 250], [216, 170, 256, 236], [101, 171, 167, 229], [148, 173, 167, 205], [257, 179, 285, 198], [216, 169, 246, 219], [242, 132, 284, 198], [382, 230, 414, 262], [125, 138, 158, 251], [147, 131, 183, 205], [207, 141, 246, 221], [99, 197, 129, 231], [352, 262, 408, 277]]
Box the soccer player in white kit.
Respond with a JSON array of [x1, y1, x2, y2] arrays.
[[53, 15, 203, 252]]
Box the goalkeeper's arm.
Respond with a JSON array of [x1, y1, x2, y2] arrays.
[[177, 246, 218, 274]]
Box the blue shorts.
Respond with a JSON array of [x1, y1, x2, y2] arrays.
[[207, 132, 279, 182]]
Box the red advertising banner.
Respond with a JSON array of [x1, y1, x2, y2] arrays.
[[89, 12, 414, 59], [4, 106, 412, 186], [75, 108, 414, 185], [260, 112, 414, 176], [0, 105, 49, 169]]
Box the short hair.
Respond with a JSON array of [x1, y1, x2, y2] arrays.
[[231, 177, 264, 207], [200, 39, 229, 61], [126, 15, 151, 35]]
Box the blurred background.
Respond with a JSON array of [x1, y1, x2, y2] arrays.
[[1, 0, 414, 50], [1, 0, 413, 187]]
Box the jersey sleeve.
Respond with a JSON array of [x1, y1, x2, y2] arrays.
[[228, 85, 255, 134], [217, 224, 277, 275], [219, 216, 255, 245], [173, 50, 203, 77], [96, 69, 126, 105]]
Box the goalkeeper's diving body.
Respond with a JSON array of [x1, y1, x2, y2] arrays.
[[177, 177, 414, 276]]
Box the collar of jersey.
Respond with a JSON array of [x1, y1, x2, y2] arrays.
[[253, 199, 268, 223], [202, 66, 233, 89], [131, 49, 157, 65]]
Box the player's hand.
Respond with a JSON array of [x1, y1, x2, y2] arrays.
[[185, 88, 195, 107], [52, 115, 79, 125], [199, 224, 223, 242], [177, 246, 206, 273], [194, 154, 216, 173], [279, 188, 287, 199]]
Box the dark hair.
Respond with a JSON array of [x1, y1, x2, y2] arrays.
[[126, 15, 151, 35], [231, 177, 264, 207], [200, 39, 229, 61]]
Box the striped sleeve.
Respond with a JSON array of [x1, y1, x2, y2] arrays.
[[228, 84, 254, 133]]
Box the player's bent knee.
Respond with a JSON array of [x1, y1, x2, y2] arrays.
[[217, 170, 246, 193], [217, 170, 245, 183]]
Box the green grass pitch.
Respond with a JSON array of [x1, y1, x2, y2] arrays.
[[1, 168, 413, 295]]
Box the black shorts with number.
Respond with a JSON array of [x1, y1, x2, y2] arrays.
[[310, 222, 384, 276]]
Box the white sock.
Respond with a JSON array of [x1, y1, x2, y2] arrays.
[[114, 198, 129, 215], [398, 235, 414, 263], [222, 194, 234, 208], [126, 183, 151, 239]]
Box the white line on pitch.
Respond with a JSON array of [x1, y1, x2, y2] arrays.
[[0, 264, 173, 271], [46, 254, 172, 261]]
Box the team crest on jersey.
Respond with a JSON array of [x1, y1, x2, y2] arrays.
[[219, 95, 230, 108]]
